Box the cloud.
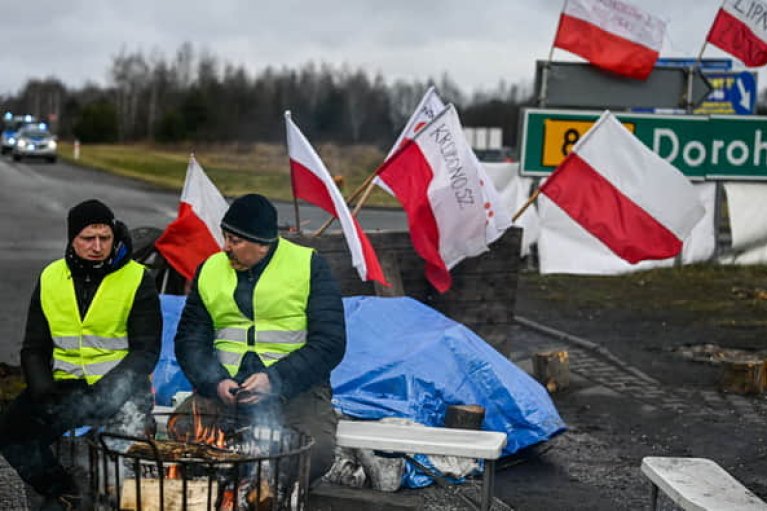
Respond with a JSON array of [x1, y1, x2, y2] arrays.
[[0, 0, 763, 97]]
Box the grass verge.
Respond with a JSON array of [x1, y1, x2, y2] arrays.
[[57, 141, 399, 205], [521, 263, 767, 328]]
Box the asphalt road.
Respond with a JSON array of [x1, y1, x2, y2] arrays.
[[0, 155, 405, 365]]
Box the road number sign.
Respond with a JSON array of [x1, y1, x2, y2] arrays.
[[541, 119, 636, 167], [520, 108, 767, 180]]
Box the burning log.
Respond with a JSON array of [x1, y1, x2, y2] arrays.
[[90, 401, 308, 510], [167, 396, 234, 446], [246, 480, 274, 511], [126, 440, 246, 462], [218, 480, 274, 511]]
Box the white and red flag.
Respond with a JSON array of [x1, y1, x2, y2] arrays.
[[155, 156, 229, 280], [538, 111, 705, 264], [706, 0, 767, 67], [553, 0, 666, 80], [285, 111, 387, 285], [376, 104, 498, 293], [374, 86, 447, 196], [385, 86, 446, 161], [380, 88, 511, 248]]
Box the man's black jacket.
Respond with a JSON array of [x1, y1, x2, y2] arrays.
[[175, 242, 346, 401], [21, 255, 161, 417]]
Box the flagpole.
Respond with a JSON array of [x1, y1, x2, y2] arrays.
[[314, 104, 454, 237], [698, 0, 724, 63], [511, 188, 542, 223], [313, 170, 378, 237], [688, 1, 723, 112], [696, 41, 708, 63], [687, 39, 709, 112], [540, 1, 565, 107], [285, 111, 302, 234], [350, 178, 378, 218]]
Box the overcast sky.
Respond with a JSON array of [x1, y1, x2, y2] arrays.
[[0, 0, 762, 97]]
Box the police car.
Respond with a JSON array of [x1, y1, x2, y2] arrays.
[[11, 124, 57, 163], [1, 114, 37, 155]]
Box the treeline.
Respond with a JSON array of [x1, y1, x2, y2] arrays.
[[0, 43, 532, 148]]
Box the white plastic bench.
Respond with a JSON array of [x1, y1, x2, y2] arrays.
[[641, 456, 767, 510], [336, 419, 507, 511]]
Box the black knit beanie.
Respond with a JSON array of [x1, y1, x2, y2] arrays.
[[67, 199, 115, 242], [221, 194, 278, 244]]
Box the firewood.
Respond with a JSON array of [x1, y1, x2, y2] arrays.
[[126, 440, 245, 462], [120, 478, 218, 511], [246, 479, 274, 511]]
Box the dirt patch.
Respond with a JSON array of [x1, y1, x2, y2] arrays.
[[505, 265, 767, 508], [516, 265, 767, 383]]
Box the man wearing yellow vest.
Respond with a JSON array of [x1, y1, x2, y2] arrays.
[[0, 199, 162, 511], [175, 193, 346, 484]]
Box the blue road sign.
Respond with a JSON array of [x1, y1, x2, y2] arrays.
[[634, 59, 756, 115], [695, 71, 757, 115], [657, 58, 733, 71]]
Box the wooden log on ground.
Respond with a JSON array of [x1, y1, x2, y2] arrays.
[[533, 350, 570, 393], [444, 404, 485, 430], [719, 358, 766, 395]]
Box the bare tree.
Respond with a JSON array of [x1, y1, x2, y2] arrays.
[[111, 47, 150, 140]]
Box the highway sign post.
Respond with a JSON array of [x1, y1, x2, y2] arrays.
[[520, 108, 767, 181], [534, 61, 712, 110]]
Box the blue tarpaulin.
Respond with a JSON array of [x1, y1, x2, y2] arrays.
[[332, 296, 566, 457], [153, 294, 192, 406], [153, 294, 565, 456]]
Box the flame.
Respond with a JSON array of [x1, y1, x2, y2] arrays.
[[219, 489, 235, 511], [189, 398, 227, 448], [167, 464, 180, 480]]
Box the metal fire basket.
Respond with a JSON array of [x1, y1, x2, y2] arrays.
[[78, 412, 314, 511]]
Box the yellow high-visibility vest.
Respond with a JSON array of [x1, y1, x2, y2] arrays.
[[40, 259, 144, 384], [198, 238, 312, 376]]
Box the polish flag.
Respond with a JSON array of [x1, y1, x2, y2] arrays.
[[373, 86, 447, 197], [376, 104, 494, 293], [155, 156, 229, 280], [385, 86, 446, 161], [382, 88, 512, 253], [539, 111, 705, 264], [706, 0, 767, 67], [553, 0, 666, 80], [285, 112, 387, 285]]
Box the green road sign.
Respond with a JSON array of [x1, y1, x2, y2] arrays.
[[520, 108, 767, 181]]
